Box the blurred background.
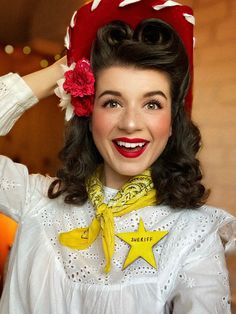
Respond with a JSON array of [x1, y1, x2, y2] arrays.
[[0, 0, 235, 310]]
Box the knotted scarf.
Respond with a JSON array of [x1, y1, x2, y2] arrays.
[[59, 167, 157, 273]]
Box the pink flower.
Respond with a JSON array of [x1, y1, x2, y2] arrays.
[[63, 58, 95, 117]]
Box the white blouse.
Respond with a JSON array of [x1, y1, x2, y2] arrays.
[[0, 73, 235, 314]]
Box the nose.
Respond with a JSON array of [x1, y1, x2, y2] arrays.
[[117, 106, 142, 133]]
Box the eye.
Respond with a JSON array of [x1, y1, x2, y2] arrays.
[[145, 100, 162, 110], [103, 99, 121, 108]]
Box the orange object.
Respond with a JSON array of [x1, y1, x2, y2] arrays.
[[0, 214, 17, 281]]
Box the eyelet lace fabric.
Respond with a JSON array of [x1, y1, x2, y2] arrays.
[[0, 177, 19, 191], [31, 184, 233, 291], [38, 187, 169, 285], [0, 81, 8, 98], [0, 157, 235, 313]]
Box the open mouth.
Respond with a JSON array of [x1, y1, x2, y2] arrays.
[[112, 138, 149, 158], [114, 140, 147, 151]]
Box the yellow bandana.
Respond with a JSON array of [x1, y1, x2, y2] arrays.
[[59, 167, 157, 273]]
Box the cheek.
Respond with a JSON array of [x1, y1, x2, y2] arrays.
[[91, 110, 114, 141], [151, 114, 172, 138], [91, 113, 103, 137]]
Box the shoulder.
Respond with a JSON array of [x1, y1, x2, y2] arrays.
[[0, 154, 56, 202], [183, 204, 235, 227], [158, 204, 235, 254], [198, 205, 235, 250], [0, 155, 58, 220], [177, 204, 236, 253], [29, 173, 55, 197], [174, 204, 235, 227], [158, 205, 235, 271], [185, 205, 235, 232], [0, 155, 54, 192]]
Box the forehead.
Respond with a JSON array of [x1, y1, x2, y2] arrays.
[[95, 66, 171, 96]]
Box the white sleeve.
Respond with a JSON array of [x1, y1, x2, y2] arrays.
[[0, 155, 51, 222], [0, 73, 38, 135], [170, 227, 234, 314]]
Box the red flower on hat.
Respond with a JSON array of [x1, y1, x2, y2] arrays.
[[63, 58, 95, 117]]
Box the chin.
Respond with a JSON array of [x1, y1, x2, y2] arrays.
[[116, 164, 149, 177]]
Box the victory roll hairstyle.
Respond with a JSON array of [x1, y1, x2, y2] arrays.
[[48, 19, 209, 208]]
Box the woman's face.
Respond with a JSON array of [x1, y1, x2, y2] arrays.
[[91, 66, 172, 189]]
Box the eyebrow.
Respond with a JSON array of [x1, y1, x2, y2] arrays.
[[97, 90, 168, 100], [97, 90, 121, 99], [144, 91, 168, 100]]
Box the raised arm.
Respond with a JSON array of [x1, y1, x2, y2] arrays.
[[0, 56, 66, 135], [23, 56, 66, 99]]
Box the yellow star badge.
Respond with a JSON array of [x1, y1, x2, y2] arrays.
[[116, 218, 168, 270]]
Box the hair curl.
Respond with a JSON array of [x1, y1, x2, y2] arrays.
[[48, 19, 209, 208]]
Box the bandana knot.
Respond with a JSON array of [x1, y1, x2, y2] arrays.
[[59, 166, 157, 273]]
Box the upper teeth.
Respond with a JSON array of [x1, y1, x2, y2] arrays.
[[116, 141, 146, 148]]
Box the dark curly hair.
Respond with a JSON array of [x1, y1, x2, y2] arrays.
[[48, 19, 209, 208]]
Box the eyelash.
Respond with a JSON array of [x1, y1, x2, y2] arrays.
[[145, 100, 163, 110], [102, 99, 120, 108], [102, 99, 163, 109]]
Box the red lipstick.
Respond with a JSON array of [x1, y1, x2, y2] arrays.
[[114, 137, 149, 143], [112, 137, 149, 158]]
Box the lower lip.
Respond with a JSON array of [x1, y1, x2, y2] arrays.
[[113, 142, 148, 158]]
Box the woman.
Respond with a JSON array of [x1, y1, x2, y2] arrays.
[[0, 0, 235, 313]]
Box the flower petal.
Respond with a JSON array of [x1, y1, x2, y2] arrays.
[[91, 0, 102, 11], [119, 0, 141, 7], [55, 79, 71, 103], [54, 65, 76, 121], [66, 63, 76, 71], [56, 89, 74, 121], [183, 13, 195, 25], [65, 104, 75, 121], [153, 0, 182, 11]]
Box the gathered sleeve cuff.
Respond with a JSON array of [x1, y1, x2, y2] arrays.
[[0, 73, 38, 135]]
